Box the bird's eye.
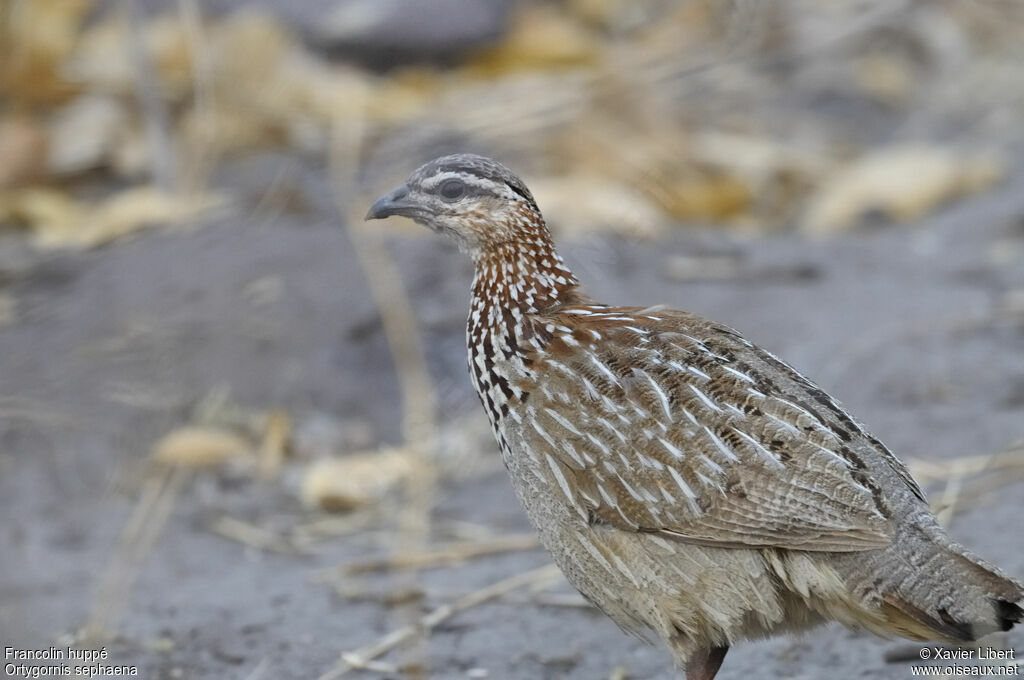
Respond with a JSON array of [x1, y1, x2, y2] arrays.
[[439, 179, 466, 201]]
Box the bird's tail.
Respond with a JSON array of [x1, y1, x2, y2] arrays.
[[874, 526, 1023, 643]]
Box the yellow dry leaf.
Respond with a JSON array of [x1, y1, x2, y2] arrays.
[[69, 12, 193, 99], [529, 173, 667, 238], [30, 186, 229, 249], [208, 10, 294, 86], [187, 11, 375, 154], [151, 426, 251, 468], [662, 171, 752, 222], [147, 14, 194, 96], [551, 110, 753, 222], [0, 187, 78, 230], [803, 146, 1004, 235], [464, 5, 599, 76], [568, 0, 633, 29], [301, 449, 417, 512], [66, 15, 132, 93], [365, 69, 440, 125], [0, 0, 93, 106], [179, 102, 286, 160]]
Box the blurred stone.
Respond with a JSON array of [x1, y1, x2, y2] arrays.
[[104, 0, 512, 65], [47, 95, 127, 176], [311, 0, 515, 65]]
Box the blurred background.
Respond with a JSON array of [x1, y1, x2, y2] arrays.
[[1, 1, 1023, 678]]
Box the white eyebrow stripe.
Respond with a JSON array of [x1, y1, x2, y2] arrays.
[[421, 171, 504, 193]]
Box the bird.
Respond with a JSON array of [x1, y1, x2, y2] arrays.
[[365, 153, 1023, 679]]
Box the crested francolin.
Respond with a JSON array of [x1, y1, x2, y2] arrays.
[[366, 154, 1023, 679]]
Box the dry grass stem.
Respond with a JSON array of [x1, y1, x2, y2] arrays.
[[526, 593, 594, 609], [908, 441, 1024, 485], [322, 534, 541, 577], [125, 0, 175, 190], [317, 564, 563, 680], [82, 465, 188, 641], [208, 515, 307, 555], [290, 512, 380, 546], [906, 440, 1024, 522], [330, 105, 438, 675], [0, 396, 80, 428], [177, 0, 215, 192]]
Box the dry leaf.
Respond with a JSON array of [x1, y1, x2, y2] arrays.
[[30, 186, 229, 249], [464, 5, 599, 75], [364, 69, 441, 126], [151, 426, 251, 468], [301, 448, 417, 512], [529, 173, 667, 238], [553, 111, 753, 224], [0, 188, 79, 230], [177, 11, 377, 159], [662, 171, 752, 222], [568, 0, 637, 30], [69, 13, 193, 99], [687, 132, 831, 184], [179, 102, 286, 160], [0, 0, 93, 106], [803, 147, 1004, 235]]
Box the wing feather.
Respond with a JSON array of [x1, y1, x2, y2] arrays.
[[522, 307, 898, 552]]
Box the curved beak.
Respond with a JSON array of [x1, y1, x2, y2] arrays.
[[365, 184, 418, 221]]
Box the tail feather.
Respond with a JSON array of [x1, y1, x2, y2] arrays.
[[995, 599, 1023, 633], [918, 544, 1024, 641], [840, 523, 1023, 644], [880, 595, 975, 642], [945, 547, 1024, 639]]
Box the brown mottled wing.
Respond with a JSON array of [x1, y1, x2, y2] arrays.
[[522, 307, 902, 552]]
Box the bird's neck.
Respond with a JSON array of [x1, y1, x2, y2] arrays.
[[470, 238, 580, 320]]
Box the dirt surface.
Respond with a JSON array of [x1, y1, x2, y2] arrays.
[[2, 145, 1023, 680]]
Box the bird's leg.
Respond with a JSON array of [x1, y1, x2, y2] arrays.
[[684, 645, 729, 680]]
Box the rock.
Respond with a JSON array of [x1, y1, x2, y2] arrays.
[[311, 0, 515, 66]]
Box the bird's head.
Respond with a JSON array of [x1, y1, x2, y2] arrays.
[[365, 154, 546, 257]]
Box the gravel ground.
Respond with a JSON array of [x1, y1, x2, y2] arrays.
[[2, 148, 1023, 679]]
